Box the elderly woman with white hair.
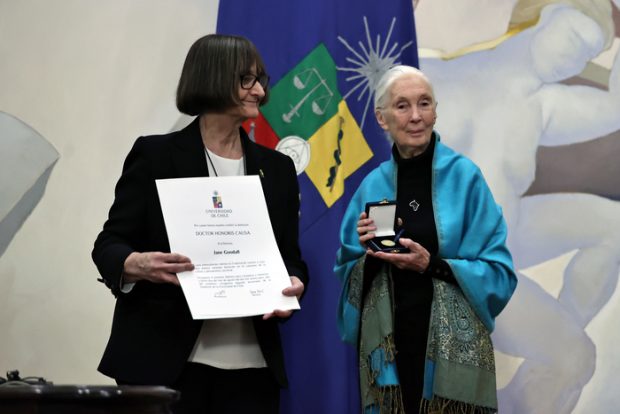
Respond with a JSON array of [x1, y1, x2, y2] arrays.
[[334, 65, 517, 413]]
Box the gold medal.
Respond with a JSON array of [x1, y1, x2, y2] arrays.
[[381, 239, 396, 247]]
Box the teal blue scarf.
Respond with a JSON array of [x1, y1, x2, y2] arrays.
[[335, 132, 517, 412]]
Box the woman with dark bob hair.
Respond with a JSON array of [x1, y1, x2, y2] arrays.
[[92, 34, 308, 414]]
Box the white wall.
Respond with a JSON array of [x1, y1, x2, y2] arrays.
[[0, 0, 219, 384]]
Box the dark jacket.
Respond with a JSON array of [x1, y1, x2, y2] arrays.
[[92, 118, 308, 387]]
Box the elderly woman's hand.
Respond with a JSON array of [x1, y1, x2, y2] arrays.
[[368, 237, 431, 273], [123, 251, 195, 286], [357, 212, 376, 249], [263, 276, 305, 320]]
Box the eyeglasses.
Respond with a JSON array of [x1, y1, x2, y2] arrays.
[[240, 73, 270, 90]]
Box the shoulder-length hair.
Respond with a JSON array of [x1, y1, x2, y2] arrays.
[[176, 34, 269, 116]]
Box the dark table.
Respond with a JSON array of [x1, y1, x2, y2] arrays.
[[0, 385, 179, 413]]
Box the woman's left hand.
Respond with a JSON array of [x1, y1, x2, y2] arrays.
[[263, 276, 304, 320], [368, 237, 430, 273]]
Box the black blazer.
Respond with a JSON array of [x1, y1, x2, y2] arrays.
[[92, 118, 308, 387]]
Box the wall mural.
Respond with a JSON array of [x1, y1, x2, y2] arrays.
[[1, 1, 618, 411], [0, 112, 59, 257], [416, 0, 620, 412]]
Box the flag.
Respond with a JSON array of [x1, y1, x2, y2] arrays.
[[218, 3, 418, 413]]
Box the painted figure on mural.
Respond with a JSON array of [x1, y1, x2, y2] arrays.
[[417, 0, 620, 412], [0, 112, 58, 258]]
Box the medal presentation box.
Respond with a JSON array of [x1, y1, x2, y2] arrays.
[[364, 200, 408, 253]]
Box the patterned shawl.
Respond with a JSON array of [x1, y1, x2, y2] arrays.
[[334, 132, 517, 412]]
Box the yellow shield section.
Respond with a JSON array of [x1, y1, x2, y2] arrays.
[[305, 101, 373, 207]]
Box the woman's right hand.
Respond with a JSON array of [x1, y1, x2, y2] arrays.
[[122, 252, 194, 286], [357, 212, 376, 249]]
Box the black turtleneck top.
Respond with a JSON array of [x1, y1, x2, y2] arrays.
[[391, 135, 455, 305]]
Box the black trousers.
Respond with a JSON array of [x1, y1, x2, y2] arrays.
[[393, 272, 433, 414], [171, 362, 280, 414], [118, 362, 280, 414], [394, 303, 431, 414]]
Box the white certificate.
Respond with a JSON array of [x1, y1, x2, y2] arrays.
[[156, 176, 299, 319]]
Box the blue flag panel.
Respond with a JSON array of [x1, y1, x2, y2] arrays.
[[218, 2, 418, 413]]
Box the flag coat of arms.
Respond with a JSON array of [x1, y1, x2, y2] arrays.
[[218, 2, 418, 413]]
